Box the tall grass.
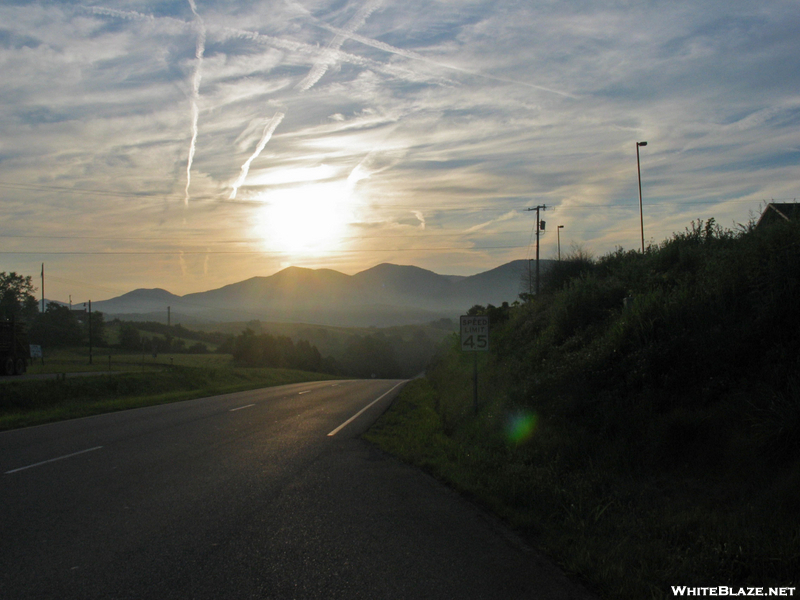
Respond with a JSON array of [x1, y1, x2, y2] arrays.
[[0, 364, 337, 430], [367, 219, 800, 598]]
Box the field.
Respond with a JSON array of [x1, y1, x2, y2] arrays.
[[25, 348, 234, 375], [1, 349, 339, 431], [2, 316, 452, 432]]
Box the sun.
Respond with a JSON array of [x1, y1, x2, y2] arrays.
[[254, 182, 353, 256]]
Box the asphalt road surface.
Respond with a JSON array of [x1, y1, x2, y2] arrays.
[[1, 379, 596, 599]]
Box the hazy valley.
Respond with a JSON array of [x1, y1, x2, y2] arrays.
[[89, 260, 548, 327]]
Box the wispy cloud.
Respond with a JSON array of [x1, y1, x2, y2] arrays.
[[296, 0, 383, 92], [229, 112, 286, 199], [184, 0, 206, 206], [316, 24, 578, 98], [1, 0, 798, 299], [228, 0, 384, 200], [80, 6, 156, 23]]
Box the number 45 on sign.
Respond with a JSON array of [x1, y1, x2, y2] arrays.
[[460, 316, 489, 351]]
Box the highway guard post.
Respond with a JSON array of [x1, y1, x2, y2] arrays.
[[460, 315, 489, 413]]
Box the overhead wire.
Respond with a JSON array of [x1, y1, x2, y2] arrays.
[[1, 180, 787, 209], [0, 245, 530, 256]]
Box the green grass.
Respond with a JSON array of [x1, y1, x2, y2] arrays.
[[1, 361, 339, 430], [367, 377, 800, 599], [366, 220, 800, 599], [26, 349, 233, 374]]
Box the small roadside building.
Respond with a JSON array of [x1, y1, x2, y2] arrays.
[[756, 202, 800, 229]]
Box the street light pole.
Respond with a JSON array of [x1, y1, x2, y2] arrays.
[[636, 141, 648, 252], [557, 225, 564, 261]]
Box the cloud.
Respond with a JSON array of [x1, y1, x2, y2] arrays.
[[295, 0, 383, 92], [0, 0, 798, 298], [315, 23, 577, 98], [229, 112, 286, 199], [184, 0, 206, 206], [79, 6, 156, 23]]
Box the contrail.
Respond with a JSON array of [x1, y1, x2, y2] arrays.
[[229, 112, 286, 200], [317, 23, 578, 99], [184, 0, 206, 206], [179, 250, 187, 276], [80, 6, 155, 22], [229, 0, 380, 199], [296, 0, 382, 92], [219, 23, 443, 87]]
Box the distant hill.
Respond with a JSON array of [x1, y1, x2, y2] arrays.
[[89, 288, 183, 315], [93, 260, 552, 327]]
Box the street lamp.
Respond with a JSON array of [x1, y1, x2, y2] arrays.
[[557, 225, 564, 261], [636, 141, 648, 252]]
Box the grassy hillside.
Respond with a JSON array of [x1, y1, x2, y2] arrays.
[[366, 218, 800, 598], [1, 360, 337, 431]]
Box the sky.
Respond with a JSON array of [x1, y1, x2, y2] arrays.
[[1, 0, 799, 303]]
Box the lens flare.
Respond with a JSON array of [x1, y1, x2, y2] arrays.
[[505, 411, 537, 445]]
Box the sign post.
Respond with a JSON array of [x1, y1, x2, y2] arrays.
[[460, 315, 490, 414], [30, 344, 43, 366]]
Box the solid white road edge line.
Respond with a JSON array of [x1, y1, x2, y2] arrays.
[[230, 404, 256, 412], [5, 446, 104, 475], [327, 381, 406, 437]]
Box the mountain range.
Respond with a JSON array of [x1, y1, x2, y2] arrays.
[[91, 260, 550, 327]]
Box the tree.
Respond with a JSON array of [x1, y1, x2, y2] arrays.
[[343, 334, 400, 378], [85, 309, 106, 348], [118, 323, 142, 350], [294, 339, 322, 372], [0, 272, 38, 322], [28, 303, 84, 347], [232, 328, 263, 366]]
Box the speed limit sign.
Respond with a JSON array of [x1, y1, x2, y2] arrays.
[[460, 315, 489, 352]]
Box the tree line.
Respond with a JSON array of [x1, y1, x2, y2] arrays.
[[0, 273, 106, 348], [1, 271, 442, 378], [115, 321, 217, 354], [221, 327, 437, 378]]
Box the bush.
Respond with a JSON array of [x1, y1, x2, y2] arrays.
[[384, 218, 800, 598]]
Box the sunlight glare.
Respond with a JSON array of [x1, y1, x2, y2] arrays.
[[255, 181, 354, 255]]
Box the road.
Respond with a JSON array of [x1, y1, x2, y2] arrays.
[[0, 379, 595, 599]]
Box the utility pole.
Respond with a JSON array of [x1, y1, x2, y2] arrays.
[[526, 205, 547, 296], [40, 263, 45, 313], [557, 225, 564, 261], [85, 300, 93, 365]]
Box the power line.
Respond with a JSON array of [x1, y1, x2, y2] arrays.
[[2, 180, 787, 210], [0, 181, 187, 201], [0, 244, 530, 256], [0, 223, 746, 256], [549, 198, 775, 210], [0, 230, 532, 243], [46, 275, 130, 297]]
